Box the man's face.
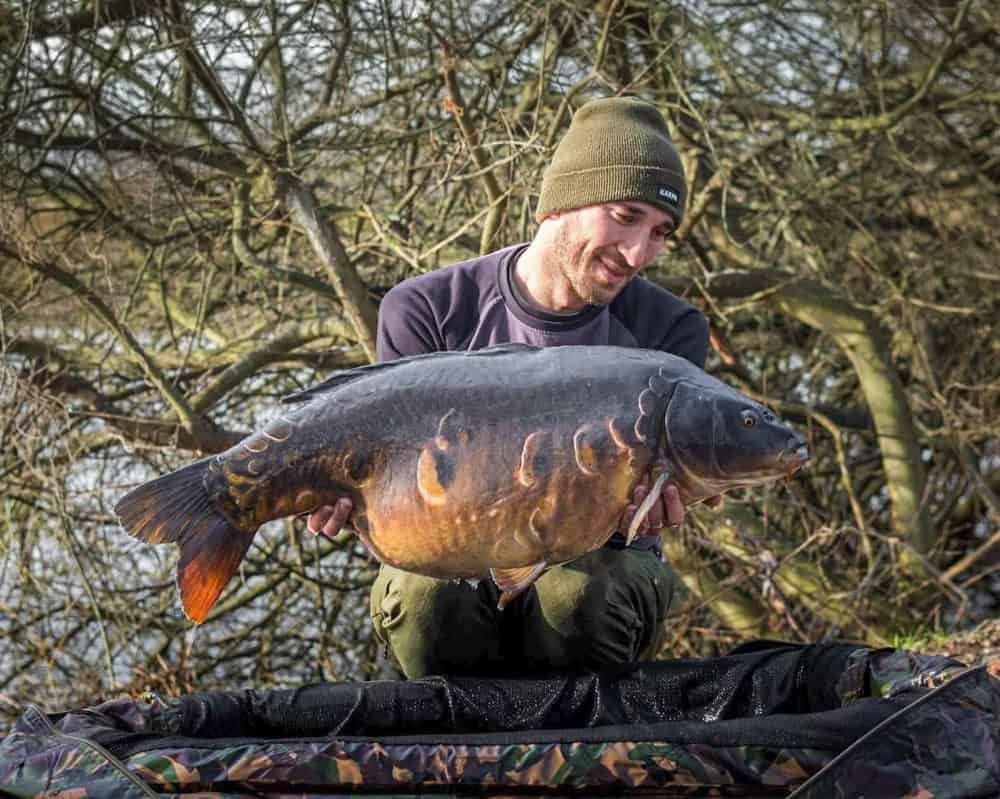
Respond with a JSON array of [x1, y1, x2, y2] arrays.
[[546, 201, 676, 307]]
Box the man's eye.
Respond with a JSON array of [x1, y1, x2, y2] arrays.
[[613, 214, 636, 225]]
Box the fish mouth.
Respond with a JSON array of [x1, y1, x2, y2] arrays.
[[723, 444, 809, 486], [778, 443, 810, 476]]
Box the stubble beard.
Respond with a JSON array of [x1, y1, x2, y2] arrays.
[[549, 226, 624, 307]]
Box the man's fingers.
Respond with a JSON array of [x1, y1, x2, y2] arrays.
[[324, 498, 353, 536], [630, 483, 652, 532], [619, 503, 637, 534], [307, 498, 354, 538], [307, 505, 334, 535], [644, 494, 665, 530], [662, 483, 685, 527]]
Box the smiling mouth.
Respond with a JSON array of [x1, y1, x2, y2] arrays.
[[597, 257, 632, 281]]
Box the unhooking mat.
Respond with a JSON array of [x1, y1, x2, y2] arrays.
[[1, 640, 998, 798]]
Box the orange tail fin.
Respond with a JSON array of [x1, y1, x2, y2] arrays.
[[114, 457, 256, 623]]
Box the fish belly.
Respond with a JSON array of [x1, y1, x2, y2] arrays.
[[358, 414, 648, 578]]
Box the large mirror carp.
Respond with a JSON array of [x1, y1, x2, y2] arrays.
[[115, 344, 808, 623]]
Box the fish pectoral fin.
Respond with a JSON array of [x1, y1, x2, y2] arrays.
[[492, 562, 547, 610], [626, 470, 672, 546]]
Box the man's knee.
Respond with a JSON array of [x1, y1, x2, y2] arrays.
[[369, 565, 500, 678], [576, 549, 672, 625], [529, 548, 676, 668]]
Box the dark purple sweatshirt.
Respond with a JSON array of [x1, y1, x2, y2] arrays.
[[377, 244, 709, 364], [375, 244, 710, 555]]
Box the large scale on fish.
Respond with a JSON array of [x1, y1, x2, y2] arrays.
[[116, 345, 809, 622]]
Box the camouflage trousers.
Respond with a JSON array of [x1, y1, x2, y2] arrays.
[[370, 546, 677, 678]]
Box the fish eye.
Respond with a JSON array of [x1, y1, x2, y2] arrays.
[[741, 410, 757, 427]]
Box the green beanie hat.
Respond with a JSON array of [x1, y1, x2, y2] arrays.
[[535, 97, 686, 225]]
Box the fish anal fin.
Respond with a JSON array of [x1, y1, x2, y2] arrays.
[[176, 518, 255, 624], [492, 562, 547, 610]]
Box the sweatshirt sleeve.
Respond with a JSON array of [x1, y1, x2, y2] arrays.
[[376, 282, 446, 363]]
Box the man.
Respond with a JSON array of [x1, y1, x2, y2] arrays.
[[309, 96, 712, 677]]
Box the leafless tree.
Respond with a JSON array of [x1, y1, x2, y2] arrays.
[[1, 0, 996, 721]]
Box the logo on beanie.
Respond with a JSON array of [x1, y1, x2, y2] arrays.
[[657, 186, 680, 206]]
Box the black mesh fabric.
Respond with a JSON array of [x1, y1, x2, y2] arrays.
[[152, 640, 861, 739]]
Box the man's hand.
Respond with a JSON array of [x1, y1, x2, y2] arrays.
[[618, 476, 724, 536], [307, 498, 354, 539]]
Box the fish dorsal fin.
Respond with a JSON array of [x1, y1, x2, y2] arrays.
[[281, 343, 539, 404]]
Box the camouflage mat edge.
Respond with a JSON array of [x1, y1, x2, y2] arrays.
[[789, 664, 1000, 799], [2, 650, 998, 798]]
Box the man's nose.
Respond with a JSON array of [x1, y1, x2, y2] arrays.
[[619, 232, 656, 269]]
